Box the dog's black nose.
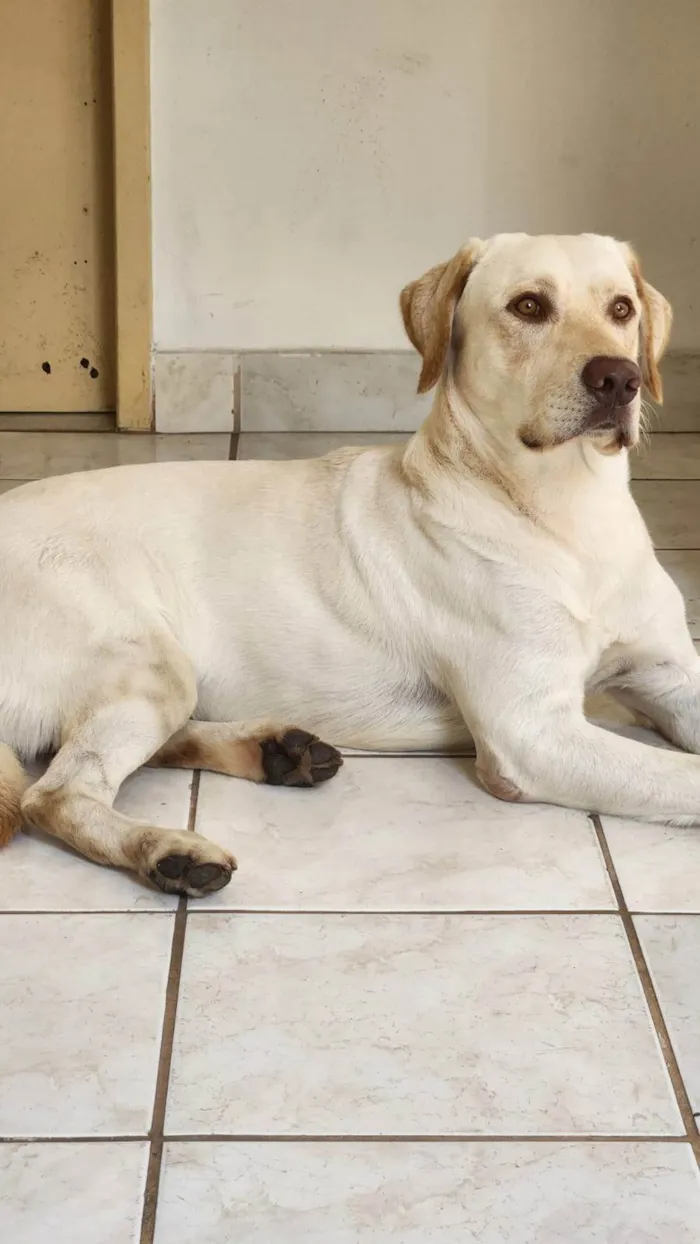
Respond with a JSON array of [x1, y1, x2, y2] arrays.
[[581, 356, 642, 407]]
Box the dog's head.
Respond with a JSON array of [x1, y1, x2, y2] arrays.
[[400, 233, 672, 453]]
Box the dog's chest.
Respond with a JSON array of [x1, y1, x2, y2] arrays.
[[574, 559, 647, 665]]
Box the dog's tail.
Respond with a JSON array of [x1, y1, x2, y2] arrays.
[[0, 743, 30, 848]]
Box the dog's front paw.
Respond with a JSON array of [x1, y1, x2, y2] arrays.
[[146, 831, 237, 897]]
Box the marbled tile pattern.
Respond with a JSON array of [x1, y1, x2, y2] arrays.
[[0, 431, 231, 480], [2, 420, 700, 1239], [240, 352, 430, 432], [635, 916, 700, 1111], [195, 758, 614, 911], [237, 430, 408, 460], [603, 817, 700, 914], [632, 433, 700, 479], [656, 550, 700, 636], [632, 481, 700, 550], [155, 1141, 700, 1244], [0, 913, 173, 1136], [651, 353, 700, 429], [166, 913, 679, 1137], [154, 352, 237, 433], [0, 1142, 148, 1244]]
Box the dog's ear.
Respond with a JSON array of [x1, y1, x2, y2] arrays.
[[623, 246, 673, 403], [400, 241, 483, 394]]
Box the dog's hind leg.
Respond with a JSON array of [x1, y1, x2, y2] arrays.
[[20, 637, 236, 897], [0, 744, 31, 848], [150, 720, 343, 788]]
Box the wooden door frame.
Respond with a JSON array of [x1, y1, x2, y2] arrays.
[[112, 0, 153, 431]]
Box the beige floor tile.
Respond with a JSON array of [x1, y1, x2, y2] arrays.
[[166, 913, 680, 1137], [0, 1142, 148, 1244], [651, 403, 700, 432], [655, 354, 700, 427], [196, 757, 613, 912], [657, 550, 700, 635], [0, 913, 173, 1136], [635, 915, 700, 1111], [0, 767, 193, 912], [631, 434, 700, 479], [156, 1140, 700, 1244], [632, 482, 700, 549], [237, 431, 407, 460], [0, 413, 115, 433], [602, 817, 700, 913], [0, 431, 231, 479], [653, 403, 700, 432]]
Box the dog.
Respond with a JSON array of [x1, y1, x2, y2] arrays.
[[1, 232, 696, 899]]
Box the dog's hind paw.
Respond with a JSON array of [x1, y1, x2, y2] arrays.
[[260, 728, 343, 788]]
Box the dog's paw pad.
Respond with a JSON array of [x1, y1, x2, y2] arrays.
[[261, 729, 343, 788], [151, 852, 235, 897]]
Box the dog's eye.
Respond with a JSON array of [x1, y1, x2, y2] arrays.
[[611, 297, 634, 321], [510, 295, 545, 320]]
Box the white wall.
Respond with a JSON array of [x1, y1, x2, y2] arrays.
[[151, 0, 700, 351]]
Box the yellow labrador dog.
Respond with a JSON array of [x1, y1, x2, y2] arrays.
[[0, 232, 694, 899]]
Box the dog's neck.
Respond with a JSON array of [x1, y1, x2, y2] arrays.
[[402, 378, 633, 543]]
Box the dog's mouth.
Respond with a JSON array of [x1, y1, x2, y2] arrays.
[[519, 392, 640, 453], [520, 406, 639, 453], [582, 401, 638, 450]]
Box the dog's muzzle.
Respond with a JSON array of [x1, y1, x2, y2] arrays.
[[580, 355, 642, 446]]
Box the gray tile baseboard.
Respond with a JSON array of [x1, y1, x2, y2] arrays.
[[649, 352, 700, 431], [154, 353, 239, 433], [239, 351, 429, 432], [153, 349, 700, 433], [154, 350, 428, 433]]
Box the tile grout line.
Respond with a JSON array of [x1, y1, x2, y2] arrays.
[[228, 431, 239, 461], [5, 908, 700, 918], [0, 909, 175, 916], [0, 1134, 149, 1145], [138, 770, 199, 1244], [1, 1132, 693, 1146], [592, 814, 700, 1164], [176, 907, 622, 917], [158, 1132, 691, 1144]]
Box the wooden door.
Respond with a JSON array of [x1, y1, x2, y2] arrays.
[[0, 1, 115, 413]]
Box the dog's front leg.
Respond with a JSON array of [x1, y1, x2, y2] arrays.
[[602, 564, 700, 755], [443, 623, 700, 828], [605, 649, 700, 756]]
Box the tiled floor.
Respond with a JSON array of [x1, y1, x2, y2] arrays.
[[1, 417, 700, 1242]]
